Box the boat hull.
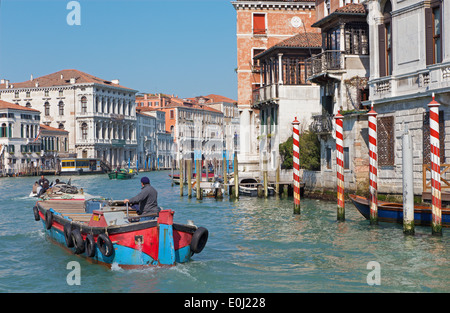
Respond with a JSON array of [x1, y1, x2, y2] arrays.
[[349, 194, 450, 227], [35, 203, 205, 268], [109, 171, 136, 180]]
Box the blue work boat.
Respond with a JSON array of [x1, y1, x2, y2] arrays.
[[349, 194, 450, 227], [33, 198, 208, 268]]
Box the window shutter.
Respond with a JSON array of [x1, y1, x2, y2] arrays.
[[253, 14, 266, 34], [425, 7, 433, 65], [378, 24, 386, 77]]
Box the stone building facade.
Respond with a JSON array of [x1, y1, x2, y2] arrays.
[[0, 69, 138, 168], [232, 0, 318, 172], [365, 0, 450, 197]]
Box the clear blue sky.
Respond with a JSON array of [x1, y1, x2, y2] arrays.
[[0, 0, 237, 100]]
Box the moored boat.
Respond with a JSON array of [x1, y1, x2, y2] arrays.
[[108, 169, 136, 180], [238, 178, 275, 197], [192, 180, 225, 198], [30, 181, 87, 200], [33, 198, 208, 268], [349, 194, 450, 227]]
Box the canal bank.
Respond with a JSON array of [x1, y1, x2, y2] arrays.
[[0, 171, 449, 292]]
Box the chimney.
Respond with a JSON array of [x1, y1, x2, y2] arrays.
[[5, 80, 9, 88], [111, 79, 120, 85], [30, 74, 33, 81], [70, 78, 76, 84], [61, 74, 64, 80]]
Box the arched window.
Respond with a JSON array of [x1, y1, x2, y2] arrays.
[[58, 101, 64, 116], [44, 102, 50, 116], [81, 123, 88, 140], [58, 123, 64, 130], [26, 102, 31, 108], [0, 123, 7, 137], [81, 96, 87, 113]]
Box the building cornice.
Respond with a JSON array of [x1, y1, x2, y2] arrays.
[[232, 1, 315, 10]]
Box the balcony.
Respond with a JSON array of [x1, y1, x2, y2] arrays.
[[306, 50, 345, 81], [369, 61, 450, 102], [310, 113, 334, 134], [252, 84, 278, 109]]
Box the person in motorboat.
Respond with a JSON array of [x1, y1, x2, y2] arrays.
[[124, 177, 160, 220], [38, 175, 49, 187], [37, 179, 50, 197]]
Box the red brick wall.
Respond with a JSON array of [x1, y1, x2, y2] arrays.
[[235, 5, 319, 108]]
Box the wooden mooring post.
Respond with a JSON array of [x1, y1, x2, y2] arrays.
[[402, 128, 415, 235], [335, 111, 345, 221], [187, 159, 192, 198], [232, 152, 239, 199], [428, 95, 442, 235], [368, 105, 378, 225], [292, 117, 301, 214], [196, 159, 202, 200], [179, 159, 184, 197], [263, 156, 268, 198]]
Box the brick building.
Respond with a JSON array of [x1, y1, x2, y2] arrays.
[[232, 0, 319, 172]]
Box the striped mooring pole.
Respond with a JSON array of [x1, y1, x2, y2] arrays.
[[368, 105, 378, 225], [293, 117, 301, 214], [428, 94, 442, 236], [335, 111, 345, 221]]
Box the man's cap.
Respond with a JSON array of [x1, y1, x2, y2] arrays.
[[141, 177, 150, 184]]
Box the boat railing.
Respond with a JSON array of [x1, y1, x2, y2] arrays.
[[422, 163, 450, 192]]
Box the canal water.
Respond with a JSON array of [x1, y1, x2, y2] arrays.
[[0, 171, 448, 293]]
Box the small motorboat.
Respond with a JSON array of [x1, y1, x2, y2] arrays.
[[349, 194, 450, 227], [238, 178, 274, 197], [169, 171, 215, 185], [30, 180, 86, 200], [108, 169, 136, 180], [33, 198, 208, 268], [192, 180, 225, 198]]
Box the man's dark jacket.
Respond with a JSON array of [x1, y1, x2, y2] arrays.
[[128, 184, 159, 215]]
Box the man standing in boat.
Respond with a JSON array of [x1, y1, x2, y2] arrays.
[[124, 177, 160, 220], [37, 175, 50, 197]]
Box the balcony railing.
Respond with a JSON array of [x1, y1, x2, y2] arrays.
[[252, 84, 278, 108], [306, 50, 344, 79], [310, 113, 334, 134]]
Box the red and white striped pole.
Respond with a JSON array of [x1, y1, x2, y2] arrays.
[[368, 105, 378, 224], [335, 111, 345, 221], [428, 94, 442, 235], [292, 117, 301, 214]]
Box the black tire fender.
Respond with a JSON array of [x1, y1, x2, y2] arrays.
[[33, 206, 40, 221], [190, 227, 208, 254], [85, 234, 96, 257], [64, 223, 74, 248], [97, 233, 114, 257], [71, 228, 85, 254], [45, 210, 53, 230]]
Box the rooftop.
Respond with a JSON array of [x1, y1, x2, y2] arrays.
[[254, 32, 322, 59], [0, 69, 136, 91], [0, 100, 40, 113], [312, 3, 367, 28], [39, 124, 69, 133]]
